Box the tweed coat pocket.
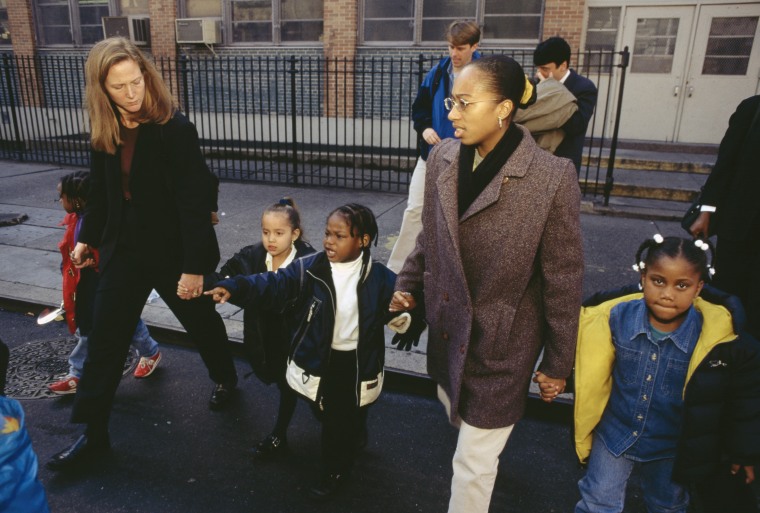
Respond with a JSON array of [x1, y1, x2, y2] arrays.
[[471, 300, 515, 361]]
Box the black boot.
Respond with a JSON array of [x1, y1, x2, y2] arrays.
[[209, 382, 237, 411], [250, 433, 288, 460], [47, 433, 110, 471]]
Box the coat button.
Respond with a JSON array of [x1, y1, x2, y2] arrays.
[[443, 292, 449, 301], [442, 331, 449, 340], [460, 345, 465, 354]]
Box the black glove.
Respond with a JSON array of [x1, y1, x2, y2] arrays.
[[391, 313, 427, 351]]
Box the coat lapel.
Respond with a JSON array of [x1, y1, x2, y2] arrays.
[[436, 143, 462, 257], [460, 125, 536, 222]]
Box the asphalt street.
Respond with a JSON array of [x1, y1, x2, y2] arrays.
[[2, 305, 658, 513]]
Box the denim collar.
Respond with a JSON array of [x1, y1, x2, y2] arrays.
[[627, 300, 701, 354]]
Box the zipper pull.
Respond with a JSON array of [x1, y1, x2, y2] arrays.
[[307, 301, 317, 322]]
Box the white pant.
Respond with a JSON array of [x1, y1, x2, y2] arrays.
[[387, 157, 427, 273], [438, 386, 515, 513]]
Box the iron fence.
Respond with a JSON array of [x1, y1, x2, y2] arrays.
[[0, 49, 629, 197]]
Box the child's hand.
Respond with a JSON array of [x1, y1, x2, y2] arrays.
[[533, 371, 566, 403], [731, 464, 755, 484], [204, 287, 231, 304], [389, 291, 416, 312]]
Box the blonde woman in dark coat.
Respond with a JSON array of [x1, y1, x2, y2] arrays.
[[390, 55, 584, 512]]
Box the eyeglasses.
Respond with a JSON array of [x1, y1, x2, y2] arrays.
[[444, 96, 504, 112]]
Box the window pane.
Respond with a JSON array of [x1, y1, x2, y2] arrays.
[[186, 0, 222, 17], [0, 0, 10, 44], [119, 0, 149, 16], [281, 0, 321, 20], [282, 20, 322, 41], [233, 21, 271, 42], [38, 3, 71, 45], [587, 7, 620, 32], [79, 2, 108, 25], [364, 0, 413, 19], [483, 15, 540, 40], [702, 16, 758, 75], [364, 19, 413, 41], [485, 0, 541, 15], [232, 0, 271, 22], [631, 18, 679, 73], [421, 19, 459, 42], [422, 0, 475, 18]]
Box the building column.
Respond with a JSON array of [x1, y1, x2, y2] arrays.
[[323, 0, 357, 117], [542, 0, 586, 54], [7, 0, 42, 106], [149, 0, 180, 103]]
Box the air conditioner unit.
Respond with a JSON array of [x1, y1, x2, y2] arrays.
[[102, 16, 150, 45], [176, 18, 221, 44]]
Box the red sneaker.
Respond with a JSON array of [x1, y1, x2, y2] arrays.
[[134, 351, 162, 379], [48, 376, 79, 395]]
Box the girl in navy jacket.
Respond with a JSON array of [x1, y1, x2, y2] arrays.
[[206, 203, 419, 502]]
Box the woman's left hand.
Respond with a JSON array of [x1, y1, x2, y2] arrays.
[[533, 371, 566, 403], [177, 273, 204, 300]]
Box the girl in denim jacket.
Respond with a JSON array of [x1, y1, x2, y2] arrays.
[[573, 235, 760, 513]]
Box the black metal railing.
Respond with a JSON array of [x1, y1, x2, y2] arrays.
[[0, 49, 629, 198]]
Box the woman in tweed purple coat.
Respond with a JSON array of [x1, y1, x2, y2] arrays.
[[390, 55, 584, 512]]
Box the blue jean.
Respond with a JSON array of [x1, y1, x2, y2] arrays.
[[576, 436, 689, 513], [68, 319, 159, 378]]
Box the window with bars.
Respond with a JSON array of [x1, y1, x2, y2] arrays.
[[183, 0, 323, 44], [584, 7, 620, 68], [701, 16, 758, 75], [34, 0, 148, 46], [362, 0, 543, 44]]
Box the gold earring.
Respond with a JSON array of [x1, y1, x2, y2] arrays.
[[498, 117, 503, 129]]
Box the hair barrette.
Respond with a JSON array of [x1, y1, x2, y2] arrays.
[[694, 239, 709, 251], [278, 198, 290, 206], [653, 234, 664, 244]]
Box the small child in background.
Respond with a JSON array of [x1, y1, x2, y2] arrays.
[[204, 197, 315, 458], [573, 235, 760, 513], [206, 203, 414, 502], [48, 171, 162, 395]]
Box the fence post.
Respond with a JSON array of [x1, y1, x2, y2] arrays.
[[289, 55, 299, 184], [603, 46, 629, 206], [2, 54, 24, 160], [179, 55, 190, 115]]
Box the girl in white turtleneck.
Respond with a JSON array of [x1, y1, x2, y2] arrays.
[[206, 203, 419, 502]]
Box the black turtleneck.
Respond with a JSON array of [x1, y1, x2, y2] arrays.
[[457, 123, 523, 217]]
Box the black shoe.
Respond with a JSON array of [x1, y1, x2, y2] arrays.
[[251, 434, 287, 460], [209, 382, 237, 411], [307, 473, 347, 502], [46, 434, 110, 471]]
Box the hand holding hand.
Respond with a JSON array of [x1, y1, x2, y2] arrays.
[[533, 371, 566, 403], [730, 464, 755, 484], [70, 242, 95, 269], [389, 291, 417, 312], [204, 287, 231, 304], [177, 273, 204, 300]]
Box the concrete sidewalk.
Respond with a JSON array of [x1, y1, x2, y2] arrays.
[[0, 159, 695, 385]]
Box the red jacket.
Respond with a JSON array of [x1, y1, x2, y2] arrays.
[[57, 212, 99, 334]]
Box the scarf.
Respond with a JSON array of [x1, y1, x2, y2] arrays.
[[457, 123, 523, 217]]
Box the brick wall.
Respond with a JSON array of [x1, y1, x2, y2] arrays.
[[323, 0, 357, 117], [7, 0, 42, 106], [542, 0, 586, 54]]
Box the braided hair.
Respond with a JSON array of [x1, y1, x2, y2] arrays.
[[327, 203, 379, 276], [59, 171, 91, 213], [633, 235, 714, 281]]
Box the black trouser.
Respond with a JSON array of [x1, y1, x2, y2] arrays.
[[714, 233, 760, 339], [70, 244, 237, 426], [319, 349, 368, 475]]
